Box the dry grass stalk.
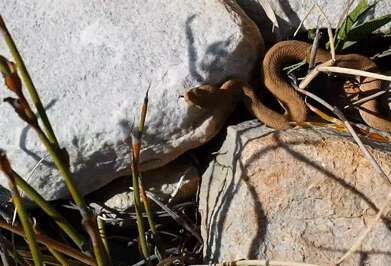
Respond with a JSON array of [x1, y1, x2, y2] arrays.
[[0, 220, 96, 265], [190, 259, 320, 266], [317, 66, 391, 81], [344, 89, 390, 109], [293, 4, 315, 37], [310, 0, 336, 60]]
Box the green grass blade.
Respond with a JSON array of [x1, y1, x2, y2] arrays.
[[373, 46, 391, 58], [345, 14, 391, 42], [340, 40, 358, 50], [336, 0, 369, 43], [97, 217, 112, 266]]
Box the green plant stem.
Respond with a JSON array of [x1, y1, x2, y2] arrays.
[[34, 127, 84, 207], [0, 153, 43, 266], [0, 14, 105, 265], [47, 247, 69, 266], [0, 16, 59, 147], [130, 88, 164, 261], [138, 89, 163, 259], [130, 89, 153, 261], [32, 127, 108, 265], [97, 217, 112, 266], [83, 216, 109, 266], [130, 139, 150, 260], [139, 180, 163, 260], [12, 170, 87, 252]]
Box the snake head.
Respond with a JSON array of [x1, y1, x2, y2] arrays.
[[183, 84, 220, 109]]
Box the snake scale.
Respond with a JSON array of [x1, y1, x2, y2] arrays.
[[185, 40, 391, 131]]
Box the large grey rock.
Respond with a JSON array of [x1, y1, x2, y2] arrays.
[[199, 120, 391, 265], [238, 0, 391, 43], [0, 1, 263, 200]]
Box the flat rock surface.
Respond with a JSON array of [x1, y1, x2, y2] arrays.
[[0, 1, 262, 200], [199, 120, 391, 265], [238, 0, 391, 43]]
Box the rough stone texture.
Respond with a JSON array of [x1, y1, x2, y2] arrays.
[[237, 0, 391, 43], [88, 155, 199, 215], [199, 120, 391, 265], [0, 1, 263, 200]]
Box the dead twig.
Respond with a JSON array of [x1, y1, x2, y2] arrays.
[[308, 18, 322, 70], [344, 89, 390, 110], [293, 4, 315, 37], [311, 0, 336, 60], [189, 259, 320, 266], [317, 66, 391, 81]]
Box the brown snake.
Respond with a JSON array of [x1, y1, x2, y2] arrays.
[[185, 40, 391, 131]]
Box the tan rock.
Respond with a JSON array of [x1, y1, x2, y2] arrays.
[[89, 155, 200, 226], [199, 120, 391, 265]]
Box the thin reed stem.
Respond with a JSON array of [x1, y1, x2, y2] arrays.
[[130, 134, 150, 260], [47, 247, 69, 266], [12, 170, 87, 252], [97, 217, 112, 266], [32, 118, 107, 265], [0, 151, 43, 266]]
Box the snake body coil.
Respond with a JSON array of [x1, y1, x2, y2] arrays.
[[263, 40, 391, 131], [185, 40, 391, 131]]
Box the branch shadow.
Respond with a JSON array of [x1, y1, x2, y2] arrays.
[[277, 0, 301, 29], [19, 99, 58, 168], [203, 125, 391, 263], [203, 124, 273, 261], [185, 13, 261, 86], [186, 14, 233, 85]]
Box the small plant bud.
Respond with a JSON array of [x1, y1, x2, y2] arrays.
[[3, 97, 38, 127], [3, 62, 23, 96], [0, 149, 12, 174], [4, 72, 22, 94]]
